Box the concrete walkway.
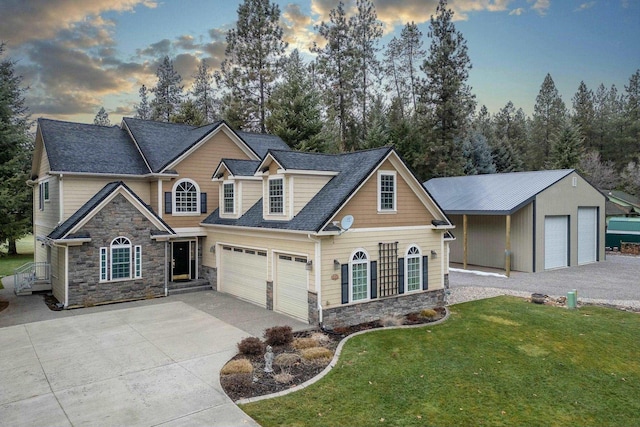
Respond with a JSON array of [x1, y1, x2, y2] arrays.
[[0, 277, 310, 426]]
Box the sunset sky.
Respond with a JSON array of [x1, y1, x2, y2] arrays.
[[1, 0, 638, 125]]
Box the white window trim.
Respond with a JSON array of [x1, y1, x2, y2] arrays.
[[377, 170, 397, 213], [100, 237, 142, 282], [100, 247, 108, 282], [43, 181, 50, 202], [268, 176, 285, 216], [349, 248, 370, 303], [222, 180, 235, 215], [134, 245, 142, 279], [172, 178, 200, 216], [405, 245, 422, 292]]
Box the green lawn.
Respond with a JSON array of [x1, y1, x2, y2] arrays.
[[241, 296, 640, 427], [0, 235, 34, 289]]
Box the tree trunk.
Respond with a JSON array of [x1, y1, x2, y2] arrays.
[[8, 238, 17, 255]]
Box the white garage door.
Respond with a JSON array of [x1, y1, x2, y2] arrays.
[[221, 246, 267, 307], [578, 207, 597, 265], [276, 254, 309, 321], [544, 216, 569, 270]]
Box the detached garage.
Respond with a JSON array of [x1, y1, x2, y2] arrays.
[[424, 169, 605, 273]]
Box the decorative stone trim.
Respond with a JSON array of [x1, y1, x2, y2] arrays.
[[201, 266, 217, 291], [266, 281, 273, 310], [307, 291, 318, 325]]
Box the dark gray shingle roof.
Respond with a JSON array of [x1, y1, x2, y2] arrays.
[[48, 181, 174, 240], [220, 159, 261, 177], [423, 169, 574, 215], [203, 147, 393, 232], [235, 131, 290, 158], [39, 119, 150, 175]]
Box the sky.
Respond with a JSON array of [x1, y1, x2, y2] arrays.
[[1, 0, 638, 125]]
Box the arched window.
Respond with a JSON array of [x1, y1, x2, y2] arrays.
[[350, 249, 369, 301], [110, 237, 132, 280], [173, 179, 199, 213], [406, 245, 422, 292]]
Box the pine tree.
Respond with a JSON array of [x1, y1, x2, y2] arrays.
[[623, 69, 640, 156], [462, 131, 496, 175], [593, 84, 624, 163], [419, 0, 475, 177], [191, 59, 217, 123], [473, 105, 495, 147], [0, 43, 32, 255], [218, 0, 287, 133], [265, 50, 324, 151], [135, 85, 151, 120], [172, 100, 205, 126], [572, 81, 595, 150], [492, 137, 523, 173], [547, 121, 584, 170], [312, 1, 356, 151], [150, 56, 184, 122], [363, 95, 390, 149], [530, 73, 567, 169], [93, 107, 111, 126]]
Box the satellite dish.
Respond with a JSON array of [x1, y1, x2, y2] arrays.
[[341, 215, 354, 231]]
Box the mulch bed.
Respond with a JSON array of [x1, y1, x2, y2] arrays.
[[221, 307, 446, 401], [43, 293, 63, 311], [0, 300, 8, 312]]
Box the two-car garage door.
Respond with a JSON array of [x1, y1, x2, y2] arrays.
[[220, 246, 309, 321]]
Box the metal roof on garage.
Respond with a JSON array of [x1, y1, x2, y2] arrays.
[[423, 169, 574, 215]]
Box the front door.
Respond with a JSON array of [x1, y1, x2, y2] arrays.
[[172, 241, 190, 281]]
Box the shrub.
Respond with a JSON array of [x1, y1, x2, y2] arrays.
[[273, 372, 295, 384], [275, 353, 300, 370], [420, 309, 438, 319], [301, 347, 334, 361], [310, 332, 331, 346], [292, 337, 318, 350], [238, 337, 264, 355], [380, 315, 403, 327], [264, 325, 293, 346], [406, 312, 421, 322], [220, 373, 253, 392], [220, 358, 253, 375]]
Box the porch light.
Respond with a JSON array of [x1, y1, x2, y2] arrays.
[[333, 259, 341, 270], [431, 250, 437, 258], [210, 245, 215, 253], [306, 260, 313, 271]]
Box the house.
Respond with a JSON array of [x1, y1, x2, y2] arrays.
[[27, 117, 453, 327], [602, 189, 640, 222], [424, 170, 606, 273]]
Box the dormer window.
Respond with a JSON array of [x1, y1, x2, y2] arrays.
[[223, 182, 235, 214], [378, 171, 396, 212], [269, 177, 284, 215]]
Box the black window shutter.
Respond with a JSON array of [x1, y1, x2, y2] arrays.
[[398, 257, 405, 294], [200, 192, 207, 214], [422, 256, 429, 290], [39, 183, 43, 210], [164, 192, 172, 214], [341, 264, 349, 304], [370, 261, 377, 299]]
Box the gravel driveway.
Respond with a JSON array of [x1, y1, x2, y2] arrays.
[[447, 254, 640, 310]]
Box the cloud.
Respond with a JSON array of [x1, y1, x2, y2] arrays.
[[575, 2, 596, 11], [509, 7, 525, 15], [528, 0, 551, 15], [0, 0, 157, 46], [282, 4, 321, 52]]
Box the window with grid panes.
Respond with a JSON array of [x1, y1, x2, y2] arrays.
[[351, 250, 369, 301], [175, 180, 198, 213], [269, 178, 284, 214], [223, 183, 234, 214], [406, 245, 421, 291], [110, 237, 131, 279], [379, 173, 395, 211]]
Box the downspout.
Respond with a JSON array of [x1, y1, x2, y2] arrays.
[[64, 245, 69, 308], [307, 234, 323, 325], [164, 241, 168, 297]]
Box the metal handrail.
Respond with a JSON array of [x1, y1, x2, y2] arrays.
[[14, 262, 50, 294]]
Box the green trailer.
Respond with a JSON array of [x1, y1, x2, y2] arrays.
[[606, 217, 640, 249]]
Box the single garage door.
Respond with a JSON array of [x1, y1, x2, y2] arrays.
[[578, 207, 597, 265], [221, 246, 267, 307], [544, 216, 569, 270], [276, 254, 309, 321]]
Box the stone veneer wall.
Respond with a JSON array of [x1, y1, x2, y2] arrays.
[[66, 194, 166, 307], [307, 291, 318, 325], [201, 266, 217, 291], [321, 287, 446, 329]]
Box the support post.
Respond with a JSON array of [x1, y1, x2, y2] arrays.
[[463, 214, 468, 270], [505, 214, 511, 277]]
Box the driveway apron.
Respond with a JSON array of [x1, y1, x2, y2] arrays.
[[0, 301, 261, 426]]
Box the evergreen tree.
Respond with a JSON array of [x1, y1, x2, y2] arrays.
[[93, 107, 111, 126], [492, 137, 523, 173], [350, 0, 383, 144], [172, 100, 205, 126], [530, 73, 567, 169], [0, 44, 32, 255], [462, 131, 496, 175], [191, 59, 217, 123], [547, 121, 584, 170], [571, 81, 595, 150], [218, 0, 287, 133], [312, 1, 356, 151], [135, 84, 151, 120], [623, 69, 640, 156], [150, 56, 184, 122], [418, 0, 475, 177], [265, 49, 324, 151], [363, 95, 390, 149], [473, 105, 495, 147]]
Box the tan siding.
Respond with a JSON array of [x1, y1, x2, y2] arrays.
[[240, 180, 262, 215], [39, 144, 51, 175], [51, 246, 65, 304], [333, 159, 435, 228], [320, 228, 444, 307], [448, 214, 463, 263], [37, 176, 60, 229], [63, 178, 150, 220], [510, 204, 534, 272], [150, 180, 159, 216], [535, 172, 606, 271], [164, 132, 251, 229], [292, 175, 332, 215]]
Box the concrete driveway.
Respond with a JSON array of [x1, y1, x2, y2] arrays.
[[0, 282, 310, 426]]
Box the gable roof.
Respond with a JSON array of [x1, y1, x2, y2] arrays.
[[203, 147, 396, 232], [235, 131, 291, 158], [424, 169, 575, 215], [48, 181, 174, 240], [214, 159, 261, 178], [38, 118, 151, 175]]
